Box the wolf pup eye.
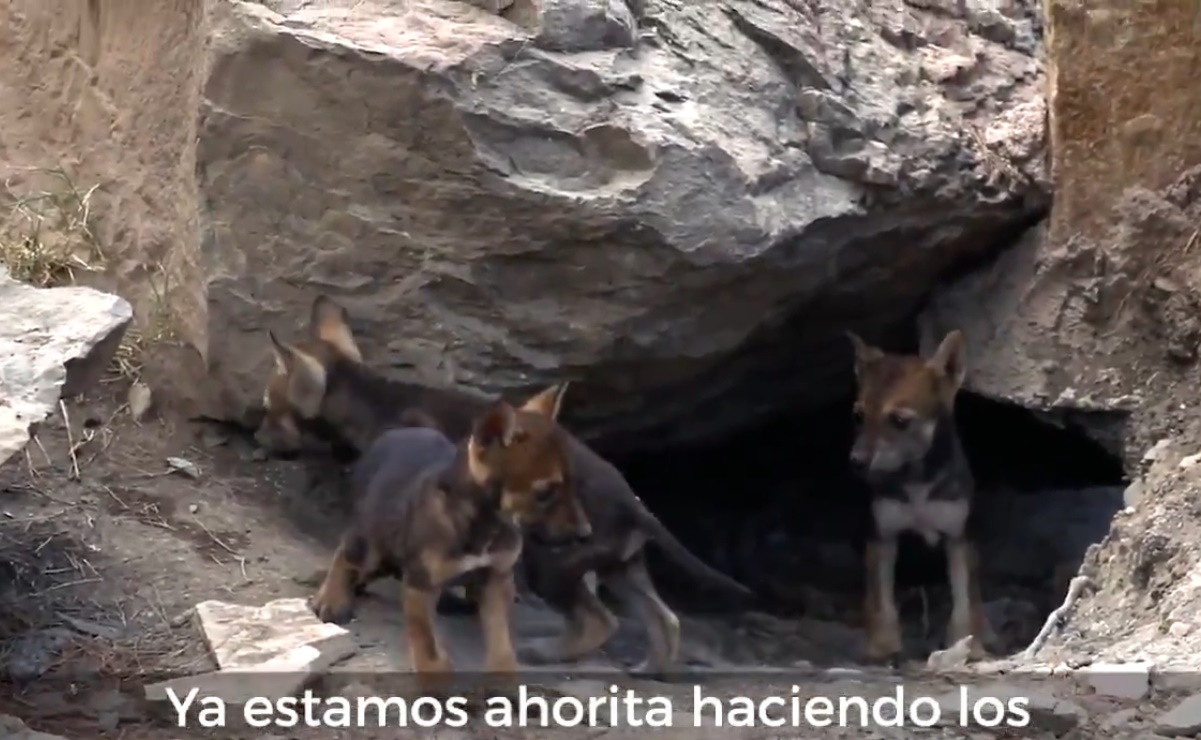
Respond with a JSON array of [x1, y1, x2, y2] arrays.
[[535, 484, 560, 506], [888, 411, 911, 429]]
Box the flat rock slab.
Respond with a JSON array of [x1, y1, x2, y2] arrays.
[[1076, 661, 1153, 700], [0, 266, 132, 468], [935, 682, 1086, 737], [0, 713, 68, 739], [195, 598, 356, 670], [144, 644, 335, 707], [1156, 693, 1201, 736]]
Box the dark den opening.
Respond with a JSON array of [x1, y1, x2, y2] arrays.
[[602, 387, 1128, 653]]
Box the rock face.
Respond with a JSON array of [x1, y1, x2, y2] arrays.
[[0, 267, 133, 469], [0, 0, 208, 368], [196, 0, 1047, 449], [915, 0, 1201, 672], [919, 0, 1201, 464], [0, 0, 1047, 449]]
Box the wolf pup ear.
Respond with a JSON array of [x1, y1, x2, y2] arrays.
[[268, 330, 292, 374], [927, 329, 967, 390], [309, 295, 363, 362], [267, 332, 328, 418], [521, 382, 570, 420], [474, 401, 521, 448], [845, 331, 883, 376]]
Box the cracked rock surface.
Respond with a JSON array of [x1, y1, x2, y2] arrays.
[[201, 0, 1047, 449]]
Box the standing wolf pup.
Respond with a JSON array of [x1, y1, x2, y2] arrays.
[[846, 329, 994, 664], [257, 295, 757, 679], [309, 393, 591, 692]]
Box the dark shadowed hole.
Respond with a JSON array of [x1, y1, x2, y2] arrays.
[[601, 387, 1128, 655]]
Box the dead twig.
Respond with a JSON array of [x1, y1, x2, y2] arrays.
[[192, 518, 236, 555], [32, 435, 52, 469], [58, 400, 80, 481], [100, 485, 128, 510], [1022, 575, 1094, 660]]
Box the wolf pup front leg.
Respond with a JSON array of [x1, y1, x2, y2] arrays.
[[847, 329, 994, 664]]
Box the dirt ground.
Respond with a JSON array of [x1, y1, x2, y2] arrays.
[[0, 375, 1192, 740]]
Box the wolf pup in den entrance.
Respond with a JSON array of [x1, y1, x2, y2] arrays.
[[846, 329, 994, 665], [257, 295, 757, 680], [308, 393, 592, 692]]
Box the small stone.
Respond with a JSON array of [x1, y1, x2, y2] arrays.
[[201, 429, 230, 448], [1155, 693, 1201, 736], [1144, 439, 1172, 462], [1077, 661, 1153, 700], [167, 456, 201, 479], [1169, 622, 1193, 637], [823, 666, 868, 679], [927, 635, 975, 672], [1180, 453, 1201, 469], [1124, 480, 1144, 507], [189, 503, 199, 514], [127, 381, 152, 421]]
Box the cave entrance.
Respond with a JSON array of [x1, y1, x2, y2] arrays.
[[598, 388, 1128, 661]]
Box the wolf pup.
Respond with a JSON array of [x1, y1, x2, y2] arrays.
[[846, 329, 993, 664], [260, 295, 757, 679], [255, 295, 482, 456], [309, 391, 592, 692]]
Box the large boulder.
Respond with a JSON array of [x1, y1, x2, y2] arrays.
[[198, 0, 1047, 450], [0, 267, 133, 469]]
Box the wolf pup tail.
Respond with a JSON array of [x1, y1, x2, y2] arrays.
[[641, 514, 757, 604]]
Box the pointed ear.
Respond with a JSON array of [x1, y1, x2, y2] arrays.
[[268, 330, 291, 374], [272, 337, 327, 418], [521, 382, 570, 420], [927, 330, 967, 389], [309, 295, 363, 363], [473, 401, 519, 448], [846, 331, 883, 375]]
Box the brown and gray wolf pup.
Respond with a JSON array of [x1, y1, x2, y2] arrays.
[[254, 296, 483, 454], [846, 329, 994, 664], [257, 295, 757, 679], [309, 393, 592, 693]]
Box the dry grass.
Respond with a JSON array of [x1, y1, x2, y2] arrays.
[[0, 487, 209, 684], [0, 165, 178, 384], [105, 269, 178, 385], [0, 510, 102, 645], [0, 166, 104, 288]]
